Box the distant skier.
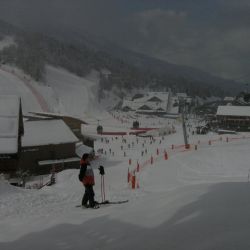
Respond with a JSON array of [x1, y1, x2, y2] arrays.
[[78, 153, 98, 208]]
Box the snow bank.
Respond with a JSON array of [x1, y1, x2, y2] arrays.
[[0, 177, 22, 196]]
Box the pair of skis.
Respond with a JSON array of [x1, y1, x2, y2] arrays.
[[97, 200, 129, 205], [76, 199, 129, 208]]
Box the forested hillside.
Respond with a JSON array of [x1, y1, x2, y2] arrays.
[[0, 19, 238, 98]]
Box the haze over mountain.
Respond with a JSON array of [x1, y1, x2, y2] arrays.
[[1, 18, 242, 98], [0, 0, 249, 84]]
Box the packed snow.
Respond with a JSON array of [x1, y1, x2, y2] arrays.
[[1, 65, 250, 249]]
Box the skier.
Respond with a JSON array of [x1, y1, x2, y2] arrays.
[[78, 153, 98, 208]]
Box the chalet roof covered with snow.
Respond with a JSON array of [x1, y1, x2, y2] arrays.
[[29, 111, 88, 124], [22, 120, 79, 147], [0, 95, 20, 117], [0, 95, 21, 154], [216, 106, 250, 117], [122, 92, 169, 111]]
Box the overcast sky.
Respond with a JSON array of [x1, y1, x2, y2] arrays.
[[0, 0, 250, 82]]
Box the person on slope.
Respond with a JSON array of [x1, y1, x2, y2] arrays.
[[79, 153, 98, 208]]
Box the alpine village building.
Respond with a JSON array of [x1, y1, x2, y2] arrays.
[[216, 106, 250, 131], [0, 95, 85, 178], [20, 119, 79, 175]]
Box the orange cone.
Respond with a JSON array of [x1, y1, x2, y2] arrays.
[[164, 151, 168, 160], [137, 162, 140, 172], [127, 168, 130, 183], [132, 175, 136, 189]]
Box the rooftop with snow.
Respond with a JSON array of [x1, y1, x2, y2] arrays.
[[22, 120, 79, 147], [217, 105, 250, 117], [0, 95, 22, 154]]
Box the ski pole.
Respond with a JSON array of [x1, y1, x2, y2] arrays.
[[103, 175, 105, 201], [101, 175, 103, 202], [99, 166, 105, 202]]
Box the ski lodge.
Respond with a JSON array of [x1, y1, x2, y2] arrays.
[[0, 95, 24, 174], [20, 119, 80, 175], [121, 91, 191, 115], [122, 92, 171, 114], [28, 112, 93, 147], [0, 95, 83, 176], [216, 105, 250, 131]]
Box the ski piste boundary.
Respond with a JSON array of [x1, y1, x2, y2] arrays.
[[76, 199, 129, 208]]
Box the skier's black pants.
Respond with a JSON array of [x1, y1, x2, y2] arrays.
[[82, 185, 95, 207]]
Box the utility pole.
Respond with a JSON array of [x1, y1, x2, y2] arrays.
[[180, 99, 190, 149]]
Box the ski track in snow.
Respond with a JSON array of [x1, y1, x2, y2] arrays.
[[0, 66, 50, 112]]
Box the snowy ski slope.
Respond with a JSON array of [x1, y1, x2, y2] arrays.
[[1, 64, 250, 249]]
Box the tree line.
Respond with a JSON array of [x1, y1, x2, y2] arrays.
[[0, 29, 226, 98]]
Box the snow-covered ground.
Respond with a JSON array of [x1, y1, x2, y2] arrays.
[[1, 121, 250, 249], [1, 64, 250, 249], [0, 64, 102, 118], [45, 65, 102, 118], [0, 66, 44, 113], [0, 36, 15, 51]]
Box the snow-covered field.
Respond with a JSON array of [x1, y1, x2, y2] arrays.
[[1, 65, 250, 249]]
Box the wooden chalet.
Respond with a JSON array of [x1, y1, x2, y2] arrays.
[[0, 95, 24, 175], [216, 106, 250, 131], [28, 112, 94, 147], [20, 119, 79, 175]]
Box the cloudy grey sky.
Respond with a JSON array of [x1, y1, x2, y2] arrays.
[[0, 0, 250, 82]]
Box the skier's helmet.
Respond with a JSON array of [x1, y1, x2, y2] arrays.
[[82, 153, 89, 160]]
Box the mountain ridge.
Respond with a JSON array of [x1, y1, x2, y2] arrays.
[[0, 19, 243, 97]]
